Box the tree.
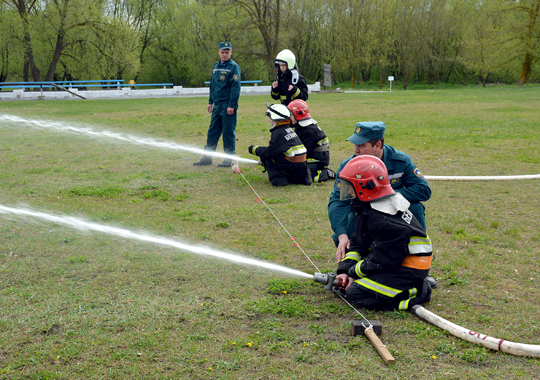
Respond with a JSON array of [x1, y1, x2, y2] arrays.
[[458, 1, 505, 87], [329, 0, 376, 89], [205, 0, 292, 74], [38, 0, 100, 81], [2, 0, 41, 81], [505, 0, 540, 85]]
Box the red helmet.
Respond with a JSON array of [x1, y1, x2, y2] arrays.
[[287, 100, 311, 121], [338, 155, 394, 202]]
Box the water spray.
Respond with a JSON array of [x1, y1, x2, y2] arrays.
[[0, 204, 312, 280], [0, 114, 258, 164]]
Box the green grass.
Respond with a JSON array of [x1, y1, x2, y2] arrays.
[[1, 87, 540, 378]]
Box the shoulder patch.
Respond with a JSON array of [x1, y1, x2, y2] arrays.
[[414, 168, 425, 179], [233, 74, 239, 81], [334, 178, 342, 191]]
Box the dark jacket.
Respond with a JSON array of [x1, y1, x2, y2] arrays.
[[250, 121, 307, 163], [337, 199, 431, 279], [294, 120, 329, 159], [209, 59, 241, 109], [271, 69, 308, 106]]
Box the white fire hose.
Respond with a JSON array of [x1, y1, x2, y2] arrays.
[[425, 174, 540, 181], [412, 305, 540, 357]]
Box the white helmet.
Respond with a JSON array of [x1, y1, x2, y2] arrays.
[[275, 49, 296, 70], [265, 103, 291, 121]]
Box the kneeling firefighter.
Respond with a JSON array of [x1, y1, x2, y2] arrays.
[[334, 155, 433, 310], [288, 100, 335, 182], [248, 103, 312, 187]]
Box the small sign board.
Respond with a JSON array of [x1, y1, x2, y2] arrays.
[[324, 64, 332, 88], [388, 76, 394, 81]]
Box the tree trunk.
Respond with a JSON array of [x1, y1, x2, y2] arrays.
[[518, 51, 532, 86], [45, 30, 65, 81], [378, 61, 382, 89]]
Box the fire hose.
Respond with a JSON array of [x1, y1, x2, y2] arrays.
[[313, 272, 540, 358]]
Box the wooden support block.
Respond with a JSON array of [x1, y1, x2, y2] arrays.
[[351, 320, 383, 336]]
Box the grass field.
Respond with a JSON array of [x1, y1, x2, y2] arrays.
[[1, 86, 539, 379]]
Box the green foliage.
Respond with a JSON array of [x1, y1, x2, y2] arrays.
[[68, 186, 125, 197], [141, 189, 170, 201], [68, 256, 89, 263], [2, 0, 539, 86], [266, 278, 305, 294]]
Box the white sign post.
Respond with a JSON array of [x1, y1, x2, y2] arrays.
[[388, 76, 394, 92]]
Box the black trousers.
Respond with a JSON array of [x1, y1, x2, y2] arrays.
[[264, 158, 312, 187]]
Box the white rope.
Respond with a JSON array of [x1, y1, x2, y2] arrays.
[[425, 174, 540, 181], [233, 162, 320, 273]]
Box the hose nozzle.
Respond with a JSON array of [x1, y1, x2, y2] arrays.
[[313, 272, 339, 291]]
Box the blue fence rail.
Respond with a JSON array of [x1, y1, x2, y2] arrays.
[[204, 80, 262, 86], [0, 80, 174, 90]]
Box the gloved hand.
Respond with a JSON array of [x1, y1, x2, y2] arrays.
[[248, 145, 258, 155]]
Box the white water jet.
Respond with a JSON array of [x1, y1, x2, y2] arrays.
[[0, 204, 313, 279], [0, 114, 258, 164]]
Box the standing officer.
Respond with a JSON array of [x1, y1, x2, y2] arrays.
[[194, 41, 241, 167]]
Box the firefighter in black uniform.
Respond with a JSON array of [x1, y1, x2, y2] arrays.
[[247, 103, 312, 187], [271, 49, 308, 106], [288, 99, 335, 183], [334, 155, 433, 310]]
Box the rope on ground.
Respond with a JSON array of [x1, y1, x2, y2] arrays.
[[233, 161, 321, 273]]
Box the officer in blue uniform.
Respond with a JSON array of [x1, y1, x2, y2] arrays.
[[328, 122, 432, 262], [194, 41, 241, 167]]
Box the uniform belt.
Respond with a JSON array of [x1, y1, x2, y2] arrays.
[[313, 145, 329, 152], [284, 154, 307, 163], [401, 255, 432, 270]]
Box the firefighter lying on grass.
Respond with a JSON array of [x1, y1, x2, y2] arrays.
[[247, 103, 312, 187], [334, 155, 434, 310]]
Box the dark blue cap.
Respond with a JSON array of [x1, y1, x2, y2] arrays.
[[219, 42, 232, 50], [346, 122, 386, 145]]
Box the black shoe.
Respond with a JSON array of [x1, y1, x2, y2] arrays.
[[217, 159, 233, 167], [193, 156, 212, 166], [314, 169, 328, 183], [426, 275, 437, 289]]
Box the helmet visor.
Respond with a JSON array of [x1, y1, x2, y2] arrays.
[[338, 178, 357, 201]]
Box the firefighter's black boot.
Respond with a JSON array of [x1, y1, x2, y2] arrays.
[[426, 275, 437, 289], [217, 159, 233, 167], [193, 156, 212, 166]]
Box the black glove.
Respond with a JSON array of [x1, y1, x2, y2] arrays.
[[248, 145, 256, 155]]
